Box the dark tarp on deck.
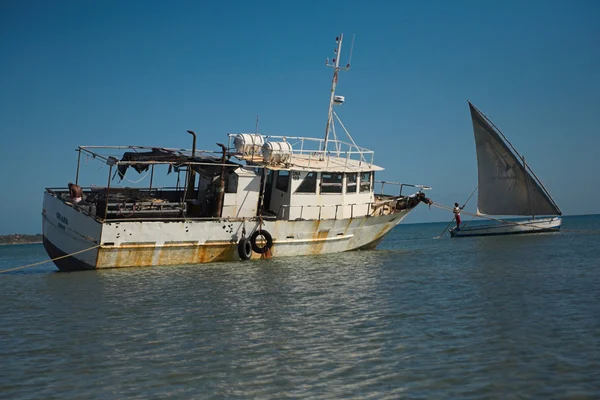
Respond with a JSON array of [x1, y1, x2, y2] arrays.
[[116, 148, 239, 180]]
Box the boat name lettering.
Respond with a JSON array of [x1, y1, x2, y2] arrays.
[[56, 212, 69, 225]]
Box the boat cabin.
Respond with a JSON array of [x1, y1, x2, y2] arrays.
[[48, 132, 426, 224]]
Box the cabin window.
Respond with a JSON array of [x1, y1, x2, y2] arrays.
[[360, 172, 372, 193], [346, 173, 357, 194], [320, 172, 343, 194], [225, 171, 238, 193], [295, 172, 317, 193], [275, 170, 290, 193]]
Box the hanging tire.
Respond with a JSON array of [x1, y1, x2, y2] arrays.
[[250, 230, 273, 254], [237, 238, 252, 260]]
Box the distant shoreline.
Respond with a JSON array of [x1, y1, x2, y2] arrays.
[[0, 234, 43, 246], [0, 241, 43, 246]]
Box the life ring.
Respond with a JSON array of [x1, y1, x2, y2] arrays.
[[250, 230, 273, 254], [237, 238, 252, 260]]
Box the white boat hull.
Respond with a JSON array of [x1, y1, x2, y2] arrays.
[[449, 216, 561, 238], [42, 191, 414, 271]]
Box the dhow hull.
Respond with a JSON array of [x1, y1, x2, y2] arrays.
[[450, 216, 562, 238]]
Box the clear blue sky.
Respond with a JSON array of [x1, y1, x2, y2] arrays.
[[1, 0, 598, 234]]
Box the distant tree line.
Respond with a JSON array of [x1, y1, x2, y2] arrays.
[[0, 234, 43, 245]]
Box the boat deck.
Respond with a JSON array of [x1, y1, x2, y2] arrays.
[[238, 153, 384, 172]]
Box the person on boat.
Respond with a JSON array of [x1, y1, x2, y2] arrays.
[[453, 202, 464, 230], [418, 192, 433, 209], [68, 182, 83, 203]]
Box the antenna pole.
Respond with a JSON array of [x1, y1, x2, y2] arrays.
[[322, 34, 344, 157]]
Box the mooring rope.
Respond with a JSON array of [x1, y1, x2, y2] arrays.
[[432, 202, 600, 234], [0, 244, 102, 275]]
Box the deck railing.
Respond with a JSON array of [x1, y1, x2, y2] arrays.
[[375, 181, 432, 197], [274, 199, 404, 221], [46, 183, 424, 223], [228, 134, 375, 168]]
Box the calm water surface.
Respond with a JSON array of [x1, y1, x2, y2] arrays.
[[1, 215, 599, 399]]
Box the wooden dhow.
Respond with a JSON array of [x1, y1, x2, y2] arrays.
[[450, 102, 561, 238]]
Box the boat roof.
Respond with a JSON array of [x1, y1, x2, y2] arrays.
[[230, 134, 382, 172], [238, 153, 383, 172], [77, 135, 384, 174]]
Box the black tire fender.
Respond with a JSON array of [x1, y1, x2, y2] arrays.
[[237, 238, 252, 260], [250, 230, 273, 254]]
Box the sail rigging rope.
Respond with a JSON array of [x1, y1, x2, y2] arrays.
[[0, 244, 102, 275], [432, 202, 600, 234]]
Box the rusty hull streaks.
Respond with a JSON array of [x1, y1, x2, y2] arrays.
[[97, 241, 238, 268], [311, 228, 331, 255]]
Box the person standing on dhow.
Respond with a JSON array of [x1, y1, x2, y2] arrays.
[[453, 202, 464, 230]]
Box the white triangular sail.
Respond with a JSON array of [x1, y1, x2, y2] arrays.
[[469, 102, 561, 217]]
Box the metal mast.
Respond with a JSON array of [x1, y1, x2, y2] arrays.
[[322, 33, 352, 156]]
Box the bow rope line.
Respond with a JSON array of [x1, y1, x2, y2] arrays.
[[0, 244, 102, 275], [431, 202, 600, 234]]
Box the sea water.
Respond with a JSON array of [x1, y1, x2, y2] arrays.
[[1, 215, 599, 399]]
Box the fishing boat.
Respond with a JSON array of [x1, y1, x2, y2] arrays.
[[450, 102, 562, 238], [42, 34, 432, 271]]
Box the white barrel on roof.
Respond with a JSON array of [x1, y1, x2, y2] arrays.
[[262, 141, 293, 164], [233, 133, 264, 156]]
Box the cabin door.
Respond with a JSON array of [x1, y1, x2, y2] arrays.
[[263, 170, 274, 212]]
